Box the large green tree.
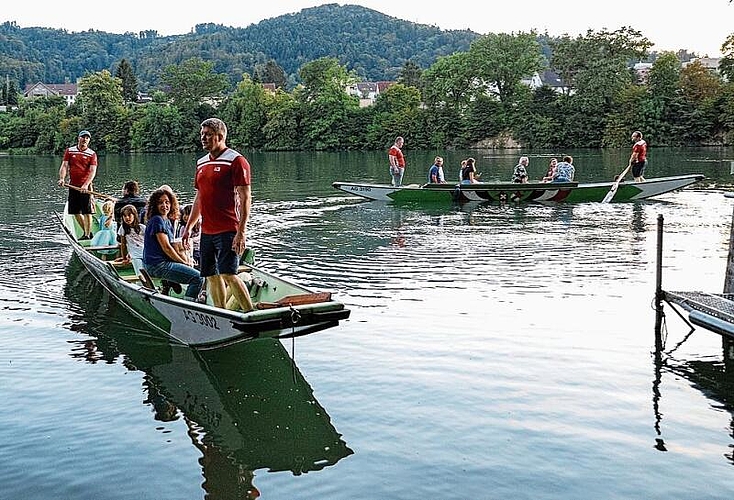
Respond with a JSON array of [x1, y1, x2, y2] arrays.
[[253, 60, 287, 89], [420, 52, 475, 110], [160, 58, 229, 109], [551, 28, 651, 147], [76, 70, 128, 151], [130, 103, 189, 152], [397, 60, 423, 89], [468, 31, 545, 108], [219, 74, 271, 149], [298, 57, 359, 149], [115, 58, 138, 103]]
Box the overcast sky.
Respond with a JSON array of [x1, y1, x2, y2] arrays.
[[2, 0, 732, 57]]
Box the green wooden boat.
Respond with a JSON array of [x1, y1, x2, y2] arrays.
[[333, 174, 704, 204], [56, 204, 350, 348], [62, 268, 353, 484]]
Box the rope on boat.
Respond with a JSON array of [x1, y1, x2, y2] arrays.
[[290, 305, 301, 325]]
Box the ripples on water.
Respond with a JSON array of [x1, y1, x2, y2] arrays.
[[3, 153, 734, 498]]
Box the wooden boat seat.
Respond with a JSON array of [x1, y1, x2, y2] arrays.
[[256, 292, 332, 309], [85, 244, 120, 253]]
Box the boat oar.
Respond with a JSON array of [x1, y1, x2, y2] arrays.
[[63, 182, 118, 202], [601, 164, 632, 204]]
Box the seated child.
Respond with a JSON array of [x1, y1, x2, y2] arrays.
[[177, 204, 201, 269], [115, 204, 146, 276], [90, 200, 118, 258]]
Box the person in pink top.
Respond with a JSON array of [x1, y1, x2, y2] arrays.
[[57, 130, 98, 239], [629, 130, 647, 182], [182, 118, 254, 312]]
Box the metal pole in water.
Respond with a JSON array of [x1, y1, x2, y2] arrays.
[[654, 214, 664, 335], [655, 214, 664, 309]]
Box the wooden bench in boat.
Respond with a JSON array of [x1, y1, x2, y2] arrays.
[[256, 292, 332, 309], [84, 244, 120, 252]]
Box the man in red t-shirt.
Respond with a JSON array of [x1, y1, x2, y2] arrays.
[[57, 130, 98, 239], [629, 130, 647, 182], [388, 136, 405, 186], [182, 118, 254, 311]]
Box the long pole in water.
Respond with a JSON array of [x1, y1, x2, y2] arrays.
[[601, 164, 631, 204]]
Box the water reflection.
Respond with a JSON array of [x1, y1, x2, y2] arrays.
[[652, 323, 734, 463], [62, 257, 353, 499]]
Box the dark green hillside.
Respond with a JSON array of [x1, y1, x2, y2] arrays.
[[0, 4, 478, 91], [234, 3, 478, 79]]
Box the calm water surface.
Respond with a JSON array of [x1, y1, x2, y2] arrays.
[[1, 149, 734, 499]]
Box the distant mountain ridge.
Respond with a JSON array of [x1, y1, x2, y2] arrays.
[[0, 3, 479, 91]]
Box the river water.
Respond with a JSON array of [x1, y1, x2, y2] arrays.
[[1, 148, 734, 499]]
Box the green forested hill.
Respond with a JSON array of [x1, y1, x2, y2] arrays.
[[0, 3, 478, 91]]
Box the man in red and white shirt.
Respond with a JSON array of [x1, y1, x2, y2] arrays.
[[182, 118, 254, 311], [57, 130, 98, 239], [629, 130, 647, 182], [388, 136, 405, 186]]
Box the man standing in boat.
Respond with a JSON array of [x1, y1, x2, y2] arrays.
[[181, 118, 254, 312], [57, 130, 97, 240], [629, 130, 647, 182], [388, 136, 406, 187]]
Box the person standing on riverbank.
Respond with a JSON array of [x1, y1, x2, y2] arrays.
[[629, 130, 647, 182], [388, 136, 406, 186], [57, 130, 97, 239], [182, 117, 254, 312]]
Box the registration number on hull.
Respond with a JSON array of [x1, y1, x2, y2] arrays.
[[182, 309, 221, 330]]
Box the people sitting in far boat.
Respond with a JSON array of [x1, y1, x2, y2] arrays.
[[90, 200, 118, 259], [143, 187, 203, 300], [427, 156, 447, 184], [512, 156, 529, 183], [114, 180, 147, 224], [542, 158, 558, 182], [461, 157, 480, 184], [458, 159, 467, 183], [551, 155, 575, 183], [115, 204, 145, 276]]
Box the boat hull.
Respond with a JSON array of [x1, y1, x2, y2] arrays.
[[332, 174, 704, 204], [57, 211, 350, 348]]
